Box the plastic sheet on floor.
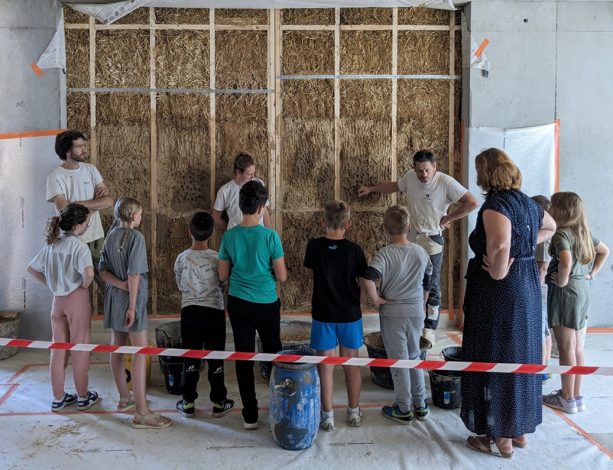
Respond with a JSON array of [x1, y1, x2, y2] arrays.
[[0, 325, 611, 469]]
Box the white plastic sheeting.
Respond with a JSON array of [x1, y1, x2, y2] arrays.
[[147, 0, 455, 8], [466, 123, 557, 256], [35, 10, 66, 71], [0, 136, 58, 339], [67, 0, 455, 24]]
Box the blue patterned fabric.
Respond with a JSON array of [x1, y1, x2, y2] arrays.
[[461, 190, 543, 438]]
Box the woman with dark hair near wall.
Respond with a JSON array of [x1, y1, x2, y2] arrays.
[[462, 148, 556, 458]]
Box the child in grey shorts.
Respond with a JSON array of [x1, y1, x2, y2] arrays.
[[363, 206, 433, 423]]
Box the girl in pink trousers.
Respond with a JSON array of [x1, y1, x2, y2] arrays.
[[27, 203, 99, 412]]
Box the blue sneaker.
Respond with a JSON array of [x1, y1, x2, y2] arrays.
[[382, 403, 413, 424], [51, 392, 77, 412], [414, 401, 430, 421], [77, 391, 100, 411]]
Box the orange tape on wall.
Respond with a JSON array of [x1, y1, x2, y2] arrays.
[[30, 62, 44, 77], [474, 38, 490, 58], [0, 129, 65, 140]]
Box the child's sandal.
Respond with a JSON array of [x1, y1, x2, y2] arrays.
[[132, 412, 172, 429], [117, 395, 136, 412]]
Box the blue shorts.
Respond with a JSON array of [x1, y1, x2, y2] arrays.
[[310, 319, 363, 351]]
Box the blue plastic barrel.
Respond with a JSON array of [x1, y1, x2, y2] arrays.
[[269, 349, 320, 450]]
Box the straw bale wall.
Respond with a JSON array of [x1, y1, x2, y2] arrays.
[[280, 212, 322, 309], [64, 6, 462, 314], [282, 9, 334, 25]]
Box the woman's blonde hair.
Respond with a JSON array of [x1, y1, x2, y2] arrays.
[[111, 196, 142, 252], [475, 148, 522, 195], [550, 192, 595, 264], [113, 196, 142, 224]]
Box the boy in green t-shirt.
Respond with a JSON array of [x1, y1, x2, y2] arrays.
[[218, 180, 287, 430]]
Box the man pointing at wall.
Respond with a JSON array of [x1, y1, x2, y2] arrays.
[[358, 150, 478, 347]]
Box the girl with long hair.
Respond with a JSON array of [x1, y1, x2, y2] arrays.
[[100, 196, 171, 428], [543, 192, 609, 413]]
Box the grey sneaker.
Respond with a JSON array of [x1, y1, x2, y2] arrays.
[[543, 390, 577, 414], [347, 408, 363, 427], [320, 415, 335, 432]]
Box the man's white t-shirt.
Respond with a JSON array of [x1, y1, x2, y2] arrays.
[[46, 163, 105, 244], [397, 170, 468, 237], [28, 234, 93, 297], [213, 178, 270, 230]]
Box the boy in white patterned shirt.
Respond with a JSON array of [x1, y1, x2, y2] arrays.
[[174, 211, 234, 418]]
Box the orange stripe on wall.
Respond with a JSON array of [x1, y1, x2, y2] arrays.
[[0, 129, 65, 140], [554, 119, 560, 192]]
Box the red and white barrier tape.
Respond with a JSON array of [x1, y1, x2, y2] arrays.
[[2, 338, 612, 376]]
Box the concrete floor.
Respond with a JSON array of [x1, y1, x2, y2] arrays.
[[0, 316, 612, 469]]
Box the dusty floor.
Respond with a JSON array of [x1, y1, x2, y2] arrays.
[[0, 315, 611, 469]]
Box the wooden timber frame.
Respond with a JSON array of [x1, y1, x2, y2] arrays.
[[65, 7, 462, 319]]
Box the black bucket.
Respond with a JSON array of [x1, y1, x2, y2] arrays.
[[155, 321, 182, 373], [257, 320, 313, 382], [363, 332, 393, 390], [160, 356, 184, 395], [429, 346, 462, 409]]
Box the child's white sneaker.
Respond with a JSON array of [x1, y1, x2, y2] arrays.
[[347, 408, 363, 427], [320, 413, 335, 432]]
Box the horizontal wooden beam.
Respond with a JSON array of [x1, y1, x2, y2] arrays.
[[66, 23, 460, 31]]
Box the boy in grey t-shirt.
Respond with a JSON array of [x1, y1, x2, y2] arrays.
[[363, 205, 433, 424]]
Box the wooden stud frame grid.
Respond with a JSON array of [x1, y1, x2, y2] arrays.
[[67, 7, 461, 314]]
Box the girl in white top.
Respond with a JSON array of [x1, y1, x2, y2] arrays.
[[27, 203, 99, 412]]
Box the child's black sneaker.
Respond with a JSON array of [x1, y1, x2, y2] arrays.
[[212, 398, 235, 418], [76, 391, 100, 411], [176, 399, 196, 418], [51, 392, 77, 412]]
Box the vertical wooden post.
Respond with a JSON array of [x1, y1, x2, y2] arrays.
[[391, 8, 398, 205], [209, 9, 217, 248], [149, 7, 158, 315], [447, 11, 456, 321], [334, 8, 341, 201], [89, 15, 98, 314], [273, 10, 282, 231]]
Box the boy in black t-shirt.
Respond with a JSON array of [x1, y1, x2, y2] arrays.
[[303, 201, 367, 432]]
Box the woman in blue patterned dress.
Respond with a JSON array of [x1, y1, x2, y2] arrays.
[[462, 148, 556, 458]]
